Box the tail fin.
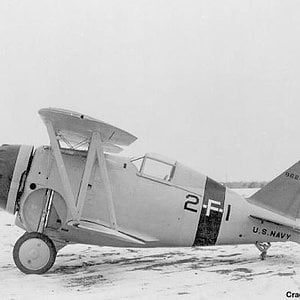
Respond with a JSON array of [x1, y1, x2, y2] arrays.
[[249, 161, 300, 219]]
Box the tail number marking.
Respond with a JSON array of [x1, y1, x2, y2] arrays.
[[285, 172, 300, 181], [202, 199, 223, 217], [184, 196, 223, 216], [184, 194, 199, 213]]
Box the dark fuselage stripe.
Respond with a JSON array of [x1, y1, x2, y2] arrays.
[[193, 177, 226, 246], [225, 204, 231, 221]]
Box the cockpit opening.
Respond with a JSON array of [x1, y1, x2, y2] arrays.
[[131, 153, 176, 182]]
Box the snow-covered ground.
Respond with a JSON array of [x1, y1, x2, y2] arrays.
[[0, 188, 299, 300]]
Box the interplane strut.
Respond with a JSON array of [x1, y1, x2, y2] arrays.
[[45, 121, 117, 229]]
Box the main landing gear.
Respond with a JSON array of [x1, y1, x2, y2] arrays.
[[255, 241, 271, 260], [13, 189, 60, 274], [13, 232, 57, 274]]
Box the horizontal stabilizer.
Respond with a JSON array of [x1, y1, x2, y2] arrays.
[[249, 215, 300, 233]]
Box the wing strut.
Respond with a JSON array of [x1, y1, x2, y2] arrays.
[[45, 121, 117, 228], [95, 132, 117, 229], [75, 132, 117, 229], [45, 121, 77, 218]]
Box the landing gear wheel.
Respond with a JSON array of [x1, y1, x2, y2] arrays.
[[255, 242, 271, 260], [260, 252, 267, 260], [13, 232, 57, 274]]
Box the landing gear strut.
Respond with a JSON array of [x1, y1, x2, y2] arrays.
[[255, 242, 271, 260]]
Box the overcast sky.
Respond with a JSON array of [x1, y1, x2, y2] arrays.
[[1, 0, 300, 181]]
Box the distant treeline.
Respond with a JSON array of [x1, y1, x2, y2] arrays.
[[222, 181, 268, 188]]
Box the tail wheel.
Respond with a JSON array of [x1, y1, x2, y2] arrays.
[[13, 232, 57, 274]]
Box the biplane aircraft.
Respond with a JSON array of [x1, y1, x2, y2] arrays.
[[1, 108, 300, 274]]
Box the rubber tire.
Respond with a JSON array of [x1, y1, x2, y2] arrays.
[[13, 232, 57, 274]]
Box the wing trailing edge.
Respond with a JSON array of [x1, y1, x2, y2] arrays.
[[68, 220, 159, 245]]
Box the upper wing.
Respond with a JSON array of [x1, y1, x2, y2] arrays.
[[38, 108, 137, 151]]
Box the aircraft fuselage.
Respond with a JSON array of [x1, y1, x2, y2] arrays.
[[12, 146, 300, 249]]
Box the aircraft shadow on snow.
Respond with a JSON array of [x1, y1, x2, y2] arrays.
[[36, 246, 298, 290]]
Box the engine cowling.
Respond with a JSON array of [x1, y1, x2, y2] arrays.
[[0, 144, 34, 214]]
